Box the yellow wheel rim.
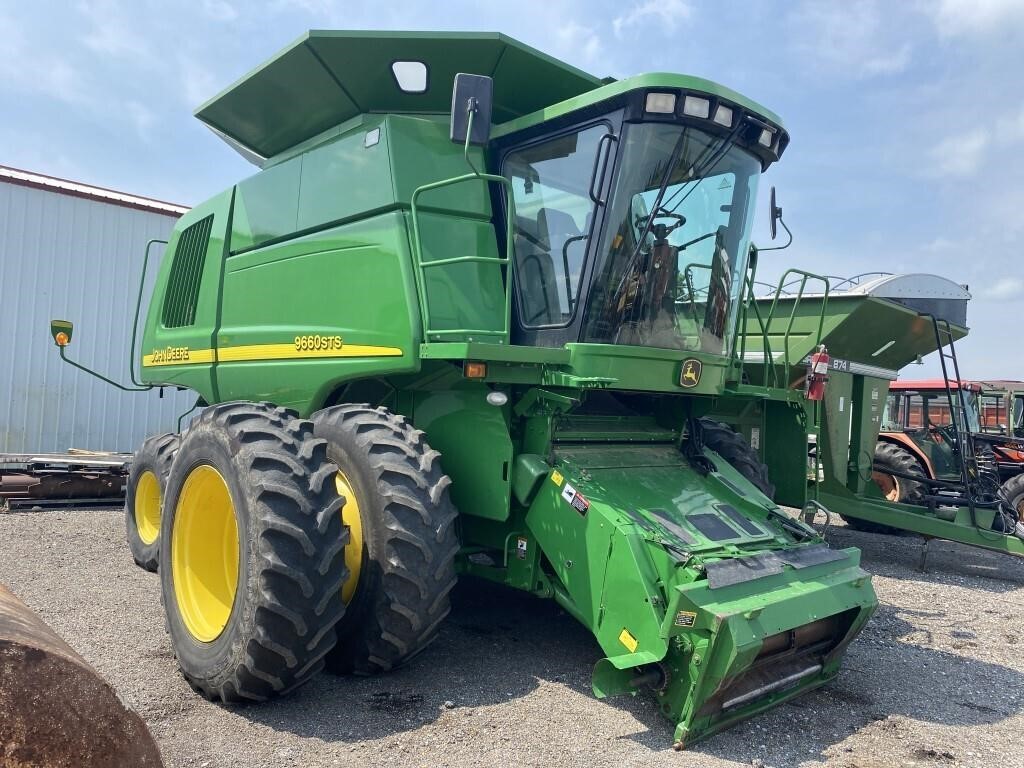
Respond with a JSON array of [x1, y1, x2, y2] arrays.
[[134, 470, 162, 545], [171, 465, 240, 642], [336, 470, 364, 604]]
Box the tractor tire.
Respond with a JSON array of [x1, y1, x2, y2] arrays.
[[125, 432, 180, 572], [843, 442, 926, 535], [310, 404, 459, 676], [699, 418, 776, 498], [999, 474, 1024, 528], [158, 401, 347, 701]]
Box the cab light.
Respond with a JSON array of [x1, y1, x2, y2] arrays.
[[682, 95, 711, 119], [645, 92, 677, 114], [713, 104, 733, 127], [758, 127, 776, 148], [465, 361, 488, 379]]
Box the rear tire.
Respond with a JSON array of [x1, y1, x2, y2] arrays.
[[125, 432, 179, 572], [843, 442, 925, 535], [999, 474, 1024, 530], [159, 402, 347, 701], [310, 404, 459, 675], [699, 418, 775, 498]]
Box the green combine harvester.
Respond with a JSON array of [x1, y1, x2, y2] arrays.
[[51, 31, 879, 747], [742, 273, 1024, 563]]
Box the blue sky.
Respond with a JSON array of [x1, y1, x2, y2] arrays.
[[3, 0, 1023, 378]]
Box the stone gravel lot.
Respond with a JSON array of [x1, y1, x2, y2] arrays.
[[1, 507, 1022, 768]]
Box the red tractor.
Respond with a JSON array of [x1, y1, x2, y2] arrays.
[[867, 379, 1024, 537]]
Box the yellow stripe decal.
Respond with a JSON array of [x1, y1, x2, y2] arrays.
[[142, 343, 402, 367], [216, 343, 402, 362]]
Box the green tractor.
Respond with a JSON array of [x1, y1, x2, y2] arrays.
[[51, 31, 877, 747]]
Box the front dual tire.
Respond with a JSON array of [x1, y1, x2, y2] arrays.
[[157, 400, 458, 703], [159, 402, 347, 700]]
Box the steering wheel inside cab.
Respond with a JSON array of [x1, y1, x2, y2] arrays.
[[635, 210, 686, 245]]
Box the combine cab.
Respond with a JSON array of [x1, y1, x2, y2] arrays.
[[50, 31, 877, 747]]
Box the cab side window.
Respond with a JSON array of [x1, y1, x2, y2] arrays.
[[505, 126, 606, 327]]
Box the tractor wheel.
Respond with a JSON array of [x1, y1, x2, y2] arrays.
[[159, 402, 347, 701], [999, 474, 1024, 530], [699, 418, 775, 498], [125, 432, 180, 572], [310, 404, 459, 675], [843, 442, 925, 535]]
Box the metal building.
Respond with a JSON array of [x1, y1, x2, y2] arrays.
[[0, 165, 196, 453]]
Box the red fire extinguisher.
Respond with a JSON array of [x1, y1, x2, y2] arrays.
[[806, 344, 830, 401]]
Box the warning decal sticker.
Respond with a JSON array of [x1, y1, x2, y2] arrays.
[[561, 483, 590, 516], [674, 610, 697, 628], [551, 470, 564, 487]]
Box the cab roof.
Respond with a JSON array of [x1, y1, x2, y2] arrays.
[[195, 30, 604, 160]]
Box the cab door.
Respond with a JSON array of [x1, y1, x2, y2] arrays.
[[499, 117, 620, 348]]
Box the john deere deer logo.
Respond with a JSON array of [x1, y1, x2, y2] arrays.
[[680, 358, 702, 388]]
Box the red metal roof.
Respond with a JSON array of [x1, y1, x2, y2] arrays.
[[891, 379, 982, 392], [0, 165, 188, 217]]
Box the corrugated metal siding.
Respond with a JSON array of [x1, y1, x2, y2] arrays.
[[0, 180, 196, 453]]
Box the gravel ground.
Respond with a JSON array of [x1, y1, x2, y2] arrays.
[[1, 507, 1022, 768]]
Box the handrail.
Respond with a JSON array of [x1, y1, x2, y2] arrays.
[[409, 108, 516, 344], [129, 239, 168, 386], [760, 269, 831, 387]]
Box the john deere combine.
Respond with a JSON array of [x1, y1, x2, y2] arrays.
[[51, 31, 877, 747]]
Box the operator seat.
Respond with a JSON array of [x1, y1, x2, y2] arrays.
[[514, 213, 561, 326], [515, 207, 582, 326]]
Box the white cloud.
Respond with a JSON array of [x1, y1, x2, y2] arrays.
[[613, 0, 693, 37], [125, 100, 156, 141], [860, 42, 913, 75], [179, 58, 220, 108], [790, 1, 913, 79], [202, 0, 238, 22], [931, 0, 1024, 37], [0, 11, 91, 105], [929, 128, 989, 176], [77, 0, 153, 62], [981, 277, 1023, 300], [552, 21, 603, 66]]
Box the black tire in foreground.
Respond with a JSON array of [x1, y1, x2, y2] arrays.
[[843, 441, 926, 535], [159, 401, 347, 701], [999, 473, 1024, 531], [699, 417, 776, 499], [310, 404, 459, 676], [125, 432, 180, 572]]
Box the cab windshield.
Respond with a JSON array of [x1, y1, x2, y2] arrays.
[[582, 123, 760, 354]]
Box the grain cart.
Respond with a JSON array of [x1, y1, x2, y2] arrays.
[[49, 31, 877, 748], [744, 274, 1024, 561]]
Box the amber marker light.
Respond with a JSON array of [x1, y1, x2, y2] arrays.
[[464, 361, 487, 379]]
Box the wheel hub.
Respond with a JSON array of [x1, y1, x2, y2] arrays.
[[871, 471, 901, 502], [336, 469, 364, 604], [134, 470, 162, 545], [172, 465, 240, 642]]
